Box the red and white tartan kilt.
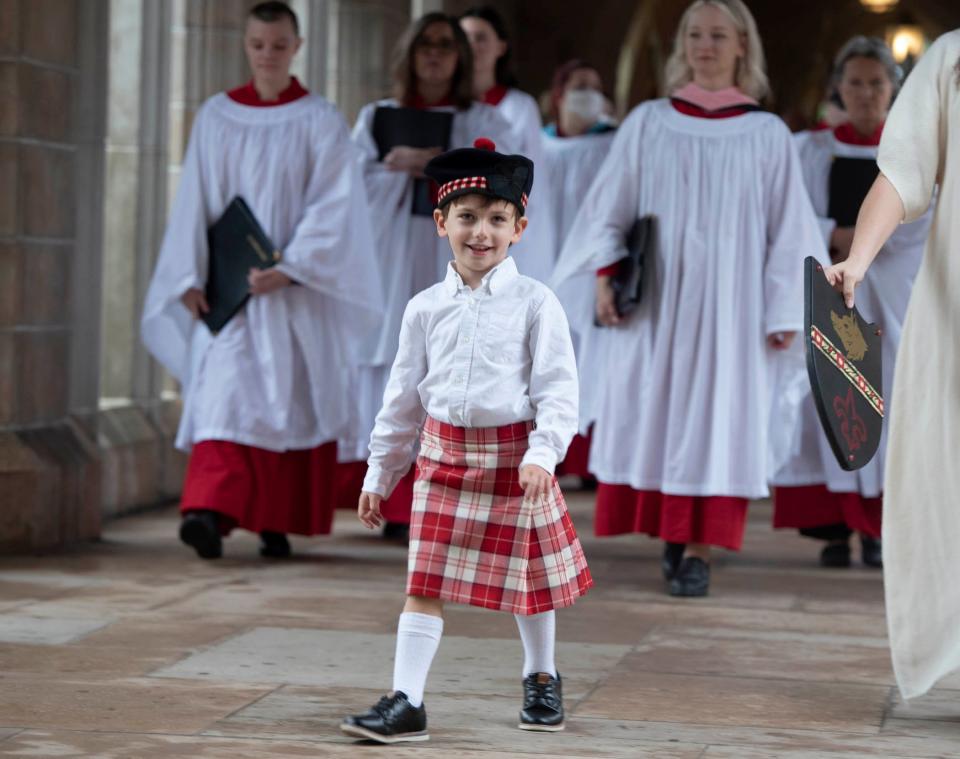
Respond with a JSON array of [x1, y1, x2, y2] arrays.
[[407, 416, 593, 615]]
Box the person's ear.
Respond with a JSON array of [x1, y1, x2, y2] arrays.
[[434, 208, 448, 237], [293, 36, 303, 56], [511, 215, 528, 244]]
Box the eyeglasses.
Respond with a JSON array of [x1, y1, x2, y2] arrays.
[[415, 38, 458, 54]]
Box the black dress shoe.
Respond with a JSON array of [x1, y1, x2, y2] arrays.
[[669, 557, 710, 597], [661, 542, 686, 581], [179, 510, 222, 559], [860, 535, 882, 568], [259, 531, 291, 558], [340, 691, 428, 744], [820, 541, 851, 568], [382, 521, 410, 544], [519, 672, 564, 731]]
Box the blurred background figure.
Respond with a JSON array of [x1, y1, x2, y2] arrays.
[[459, 5, 557, 282], [770, 36, 931, 569], [337, 12, 515, 541], [141, 2, 380, 560], [552, 0, 824, 598], [542, 59, 617, 488]]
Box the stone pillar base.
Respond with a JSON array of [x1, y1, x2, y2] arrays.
[[0, 422, 101, 552]]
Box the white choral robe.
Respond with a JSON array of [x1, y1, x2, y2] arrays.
[[551, 99, 825, 498], [542, 128, 616, 255], [343, 99, 517, 462], [870, 30, 960, 699], [490, 88, 556, 282], [770, 129, 930, 497], [141, 92, 382, 453]]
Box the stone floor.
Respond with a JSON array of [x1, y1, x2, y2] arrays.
[[0, 495, 957, 758]]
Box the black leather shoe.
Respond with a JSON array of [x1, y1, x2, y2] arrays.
[[259, 531, 291, 558], [340, 691, 428, 744], [661, 542, 686, 581], [519, 672, 564, 731], [179, 510, 222, 559], [382, 521, 410, 544], [820, 541, 851, 568], [860, 535, 882, 568], [669, 557, 710, 597]]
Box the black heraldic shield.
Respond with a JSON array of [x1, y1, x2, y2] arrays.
[[803, 256, 883, 471]]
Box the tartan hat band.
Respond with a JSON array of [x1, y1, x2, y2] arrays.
[[436, 176, 529, 209]]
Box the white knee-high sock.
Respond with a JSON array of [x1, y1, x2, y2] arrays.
[[392, 612, 444, 707], [515, 610, 557, 677]]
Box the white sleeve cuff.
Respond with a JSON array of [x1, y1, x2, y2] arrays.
[[519, 447, 558, 476], [361, 466, 392, 498]]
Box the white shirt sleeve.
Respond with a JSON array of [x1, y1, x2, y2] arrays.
[[520, 291, 580, 473], [362, 300, 429, 497]]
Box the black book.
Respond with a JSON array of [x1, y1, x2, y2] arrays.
[[828, 156, 879, 228], [611, 214, 657, 318], [372, 106, 454, 216], [202, 196, 279, 335]]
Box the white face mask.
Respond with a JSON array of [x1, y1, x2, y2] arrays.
[[562, 88, 605, 122]]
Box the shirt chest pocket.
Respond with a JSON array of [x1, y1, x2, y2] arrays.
[[481, 311, 528, 364]]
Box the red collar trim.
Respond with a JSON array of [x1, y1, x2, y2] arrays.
[[227, 77, 308, 107], [410, 92, 456, 110], [482, 84, 509, 106], [670, 98, 757, 119], [833, 122, 884, 147]]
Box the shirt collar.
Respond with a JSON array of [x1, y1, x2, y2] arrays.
[[443, 256, 518, 296]]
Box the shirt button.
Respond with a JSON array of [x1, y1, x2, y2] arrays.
[[462, 336, 471, 344]]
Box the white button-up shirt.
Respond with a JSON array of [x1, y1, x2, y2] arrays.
[[363, 257, 579, 497]]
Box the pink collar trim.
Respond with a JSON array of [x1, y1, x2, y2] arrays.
[[671, 82, 758, 112]]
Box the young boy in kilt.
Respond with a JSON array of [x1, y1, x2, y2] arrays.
[[340, 138, 592, 744]]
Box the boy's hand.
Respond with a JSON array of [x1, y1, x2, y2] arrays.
[[519, 465, 552, 502], [767, 331, 796, 351], [249, 268, 292, 295], [595, 276, 621, 326], [181, 288, 209, 319], [358, 491, 384, 529]]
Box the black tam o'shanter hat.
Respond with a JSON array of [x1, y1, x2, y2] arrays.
[[424, 137, 534, 215]]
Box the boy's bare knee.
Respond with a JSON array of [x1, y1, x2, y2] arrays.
[[404, 595, 444, 617]]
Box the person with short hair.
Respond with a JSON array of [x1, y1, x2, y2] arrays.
[[770, 36, 931, 569], [459, 5, 556, 282], [338, 13, 516, 538], [141, 1, 381, 559], [824, 28, 960, 701], [340, 139, 591, 744], [552, 0, 825, 597]]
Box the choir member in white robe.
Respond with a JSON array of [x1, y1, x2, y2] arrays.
[[336, 13, 517, 534], [541, 59, 617, 481], [459, 6, 556, 282], [825, 28, 960, 701], [551, 0, 825, 597], [771, 37, 930, 569], [141, 3, 381, 560]]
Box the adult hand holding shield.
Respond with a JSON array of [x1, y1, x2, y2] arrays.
[[804, 256, 883, 470]]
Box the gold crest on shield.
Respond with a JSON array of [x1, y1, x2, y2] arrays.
[[830, 310, 868, 361]]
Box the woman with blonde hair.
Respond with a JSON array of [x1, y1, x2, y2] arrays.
[[825, 29, 960, 700], [552, 0, 825, 596]]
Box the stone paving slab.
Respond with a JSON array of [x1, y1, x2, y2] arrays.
[[152, 626, 631, 698], [0, 613, 109, 644]]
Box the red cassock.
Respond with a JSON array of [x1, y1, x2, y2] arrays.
[[334, 461, 415, 523], [178, 77, 340, 537], [772, 485, 881, 539]]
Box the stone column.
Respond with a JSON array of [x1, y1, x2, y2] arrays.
[[0, 0, 105, 550], [326, 0, 410, 123]]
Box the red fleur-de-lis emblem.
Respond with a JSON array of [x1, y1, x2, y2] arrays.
[[833, 387, 867, 452]]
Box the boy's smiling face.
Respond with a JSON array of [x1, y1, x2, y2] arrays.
[[434, 194, 527, 285]]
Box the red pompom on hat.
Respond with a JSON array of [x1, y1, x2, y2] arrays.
[[473, 137, 496, 151]]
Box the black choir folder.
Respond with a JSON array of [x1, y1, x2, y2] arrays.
[[828, 157, 879, 228], [372, 106, 454, 216], [202, 196, 279, 335]]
